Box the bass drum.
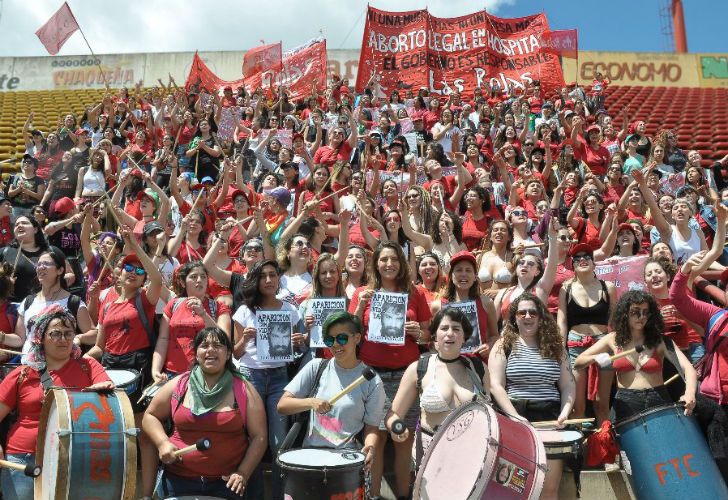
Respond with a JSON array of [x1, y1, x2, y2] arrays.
[[414, 401, 547, 500], [34, 388, 138, 500]]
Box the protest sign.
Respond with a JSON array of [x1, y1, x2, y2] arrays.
[[369, 291, 409, 345], [309, 298, 348, 348], [445, 300, 481, 353], [256, 310, 294, 362], [594, 255, 648, 299]]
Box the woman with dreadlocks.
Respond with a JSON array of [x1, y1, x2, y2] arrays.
[[0, 306, 112, 500]]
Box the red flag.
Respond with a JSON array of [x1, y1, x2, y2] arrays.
[[185, 52, 245, 93], [242, 42, 283, 79], [35, 2, 80, 55], [541, 29, 579, 59]]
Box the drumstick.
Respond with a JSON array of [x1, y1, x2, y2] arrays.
[[391, 419, 407, 435], [665, 373, 681, 386], [0, 458, 41, 477], [608, 345, 645, 362], [136, 380, 164, 404], [9, 247, 22, 279], [317, 186, 348, 205], [532, 418, 595, 428], [172, 438, 211, 457], [0, 347, 22, 356], [328, 368, 376, 405], [191, 186, 207, 210]]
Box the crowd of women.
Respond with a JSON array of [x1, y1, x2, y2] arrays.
[[0, 72, 728, 500]]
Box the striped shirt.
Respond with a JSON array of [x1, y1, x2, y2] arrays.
[[505, 340, 561, 401]]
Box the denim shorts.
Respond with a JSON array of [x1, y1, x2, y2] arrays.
[[0, 453, 35, 500], [378, 368, 420, 431], [567, 331, 613, 370]]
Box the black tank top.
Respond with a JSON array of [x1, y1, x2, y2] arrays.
[[566, 280, 610, 330]]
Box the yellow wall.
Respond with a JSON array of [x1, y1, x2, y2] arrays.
[[562, 51, 728, 88]]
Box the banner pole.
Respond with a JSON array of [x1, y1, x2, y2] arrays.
[[77, 27, 110, 90]]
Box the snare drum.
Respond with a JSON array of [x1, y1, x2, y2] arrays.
[[106, 368, 142, 395], [277, 448, 366, 500], [535, 428, 584, 460], [414, 401, 547, 499], [34, 388, 138, 500]]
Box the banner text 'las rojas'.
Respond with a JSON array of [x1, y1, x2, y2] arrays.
[[356, 7, 565, 97]]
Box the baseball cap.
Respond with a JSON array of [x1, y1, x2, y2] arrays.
[[201, 176, 215, 185], [569, 243, 594, 258], [142, 221, 164, 237], [54, 197, 76, 215], [449, 250, 477, 269]]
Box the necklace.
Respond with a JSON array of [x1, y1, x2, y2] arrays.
[[437, 354, 460, 364]]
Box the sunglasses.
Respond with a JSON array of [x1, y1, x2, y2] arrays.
[[629, 309, 651, 319], [123, 263, 146, 276], [515, 309, 539, 319], [557, 235, 573, 242], [517, 259, 538, 268], [572, 254, 593, 263], [323, 333, 353, 347], [511, 210, 527, 217], [244, 245, 263, 253]]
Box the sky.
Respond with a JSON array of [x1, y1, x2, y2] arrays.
[[0, 0, 726, 58]]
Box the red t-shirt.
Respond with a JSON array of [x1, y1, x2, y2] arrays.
[[124, 197, 143, 221], [348, 223, 380, 250], [657, 298, 702, 350], [162, 298, 231, 374], [0, 358, 110, 453], [461, 212, 490, 251], [348, 286, 432, 369], [177, 241, 207, 265], [208, 260, 246, 298], [602, 183, 625, 206], [423, 174, 457, 197], [99, 289, 156, 355], [312, 142, 353, 168], [0, 217, 12, 247], [302, 189, 335, 215], [577, 137, 610, 176], [547, 263, 575, 315], [0, 302, 17, 352], [574, 217, 602, 251]]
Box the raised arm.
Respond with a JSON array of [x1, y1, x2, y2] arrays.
[[535, 219, 559, 300], [398, 198, 434, 250], [633, 169, 671, 241]]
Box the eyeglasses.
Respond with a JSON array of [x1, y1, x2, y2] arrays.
[[629, 309, 651, 319], [36, 262, 57, 270], [572, 254, 593, 263], [48, 330, 75, 342], [292, 240, 311, 249], [524, 143, 534, 147], [515, 309, 539, 319], [323, 333, 352, 347], [244, 245, 263, 253], [338, 121, 348, 126], [199, 342, 226, 350], [557, 235, 572, 242], [123, 263, 146, 276], [511, 210, 527, 217], [517, 259, 538, 268]]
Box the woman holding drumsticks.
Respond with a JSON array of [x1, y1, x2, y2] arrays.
[[144, 327, 267, 500], [0, 306, 112, 500], [278, 312, 385, 463], [574, 290, 697, 420]]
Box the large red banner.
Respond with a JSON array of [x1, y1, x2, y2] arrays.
[[185, 52, 245, 93], [244, 38, 328, 100], [356, 7, 565, 97]]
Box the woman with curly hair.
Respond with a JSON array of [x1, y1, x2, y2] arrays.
[[575, 290, 697, 421], [0, 306, 112, 500], [401, 208, 466, 273], [403, 185, 437, 236], [488, 293, 575, 500]]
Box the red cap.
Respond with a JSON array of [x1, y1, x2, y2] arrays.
[[585, 124, 601, 134], [75, 128, 88, 135], [129, 169, 144, 178], [449, 250, 477, 269], [617, 223, 637, 237], [121, 253, 143, 267], [54, 197, 75, 215], [569, 243, 594, 258]]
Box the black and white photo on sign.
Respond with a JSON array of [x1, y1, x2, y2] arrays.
[[309, 298, 347, 348], [445, 301, 480, 353], [368, 291, 408, 345], [256, 310, 294, 362]]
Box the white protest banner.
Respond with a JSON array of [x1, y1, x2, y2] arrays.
[[256, 310, 294, 362], [368, 291, 408, 345], [309, 298, 347, 348], [594, 255, 648, 299]]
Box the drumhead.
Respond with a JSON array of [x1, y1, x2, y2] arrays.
[[36, 389, 70, 499], [278, 448, 365, 468], [106, 369, 140, 386], [537, 430, 584, 444], [415, 401, 498, 500]]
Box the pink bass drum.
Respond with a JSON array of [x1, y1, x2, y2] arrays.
[[414, 401, 547, 500]]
